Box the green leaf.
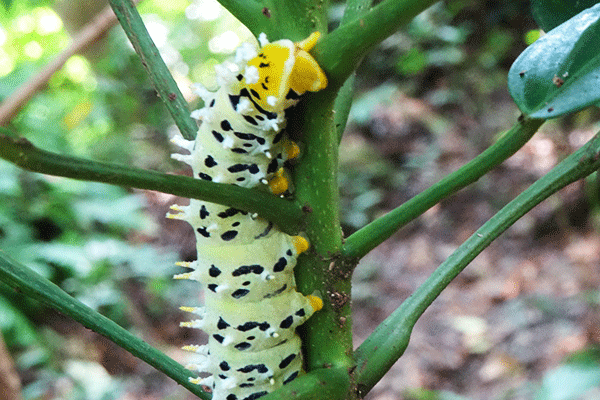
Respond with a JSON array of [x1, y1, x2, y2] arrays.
[[531, 0, 600, 31], [508, 4, 600, 119]]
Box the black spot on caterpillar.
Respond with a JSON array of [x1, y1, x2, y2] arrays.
[[168, 32, 327, 400]]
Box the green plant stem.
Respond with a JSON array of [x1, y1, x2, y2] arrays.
[[260, 367, 350, 400], [340, 0, 373, 25], [0, 133, 303, 232], [334, 73, 356, 141], [342, 117, 545, 261], [316, 0, 439, 86], [293, 90, 353, 375], [332, 0, 374, 142], [329, 0, 375, 145], [354, 130, 600, 396], [107, 0, 197, 141], [216, 0, 328, 41], [0, 251, 209, 399], [215, 0, 265, 36]]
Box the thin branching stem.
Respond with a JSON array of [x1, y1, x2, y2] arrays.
[[342, 117, 545, 261], [332, 0, 374, 141], [107, 0, 197, 140], [0, 132, 303, 232], [316, 0, 439, 86], [0, 251, 210, 399], [354, 130, 600, 396]]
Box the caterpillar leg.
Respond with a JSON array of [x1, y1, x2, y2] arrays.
[[307, 294, 323, 312], [285, 141, 301, 160], [268, 168, 289, 195], [268, 141, 299, 194], [291, 235, 309, 255]]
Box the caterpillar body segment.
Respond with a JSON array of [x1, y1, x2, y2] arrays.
[[169, 32, 327, 400]]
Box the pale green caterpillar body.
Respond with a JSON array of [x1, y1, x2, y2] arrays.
[[168, 32, 327, 400]]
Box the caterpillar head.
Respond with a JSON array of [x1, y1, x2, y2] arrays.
[[243, 32, 328, 113]]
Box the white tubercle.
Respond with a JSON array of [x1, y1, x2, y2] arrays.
[[190, 375, 214, 387], [190, 106, 212, 123], [258, 32, 269, 47], [222, 136, 235, 149], [181, 319, 206, 329], [179, 305, 206, 317], [262, 117, 281, 132], [262, 272, 274, 281], [171, 134, 194, 152], [192, 83, 212, 102], [181, 344, 207, 354], [221, 376, 238, 390], [213, 284, 229, 293], [236, 97, 254, 114], [175, 261, 192, 269], [234, 42, 258, 64], [244, 65, 259, 84], [167, 204, 190, 220], [171, 153, 194, 166], [221, 335, 233, 346], [173, 272, 193, 280], [215, 61, 240, 87]]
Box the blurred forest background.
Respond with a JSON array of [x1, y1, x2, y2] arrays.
[[1, 0, 599, 399]]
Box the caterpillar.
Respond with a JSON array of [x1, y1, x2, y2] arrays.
[[167, 32, 327, 400]]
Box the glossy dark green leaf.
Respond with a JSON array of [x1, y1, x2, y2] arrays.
[[531, 0, 600, 31], [508, 4, 600, 119]]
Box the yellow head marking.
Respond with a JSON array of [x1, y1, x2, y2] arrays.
[[244, 32, 327, 111]]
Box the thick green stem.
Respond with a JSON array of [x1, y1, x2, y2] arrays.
[[216, 0, 328, 41], [354, 130, 600, 396], [316, 0, 439, 85], [0, 133, 303, 233], [342, 117, 545, 261], [340, 0, 373, 25], [108, 0, 197, 140], [293, 90, 353, 374], [259, 367, 350, 400], [0, 251, 209, 399]]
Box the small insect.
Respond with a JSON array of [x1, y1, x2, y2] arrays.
[[168, 32, 327, 400]]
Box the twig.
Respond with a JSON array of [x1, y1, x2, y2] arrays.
[[108, 0, 197, 140], [342, 117, 544, 261], [0, 132, 304, 232], [0, 250, 210, 399], [0, 1, 141, 126]]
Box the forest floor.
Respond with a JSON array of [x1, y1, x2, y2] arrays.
[[344, 89, 600, 400]]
